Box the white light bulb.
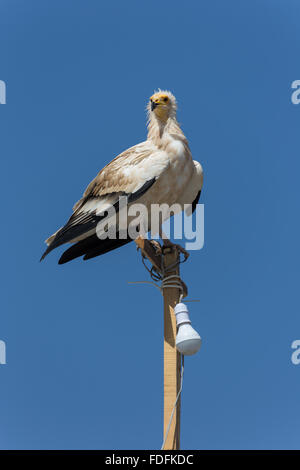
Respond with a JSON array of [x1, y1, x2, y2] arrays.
[[174, 303, 202, 356]]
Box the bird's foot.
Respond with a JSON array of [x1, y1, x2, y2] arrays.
[[162, 239, 190, 260], [149, 239, 162, 256]]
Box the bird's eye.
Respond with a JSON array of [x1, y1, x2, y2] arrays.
[[163, 97, 168, 102]]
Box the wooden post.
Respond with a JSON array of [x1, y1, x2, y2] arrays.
[[134, 238, 184, 450], [162, 245, 181, 450]]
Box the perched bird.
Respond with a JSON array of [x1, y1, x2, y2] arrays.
[[41, 90, 203, 264]]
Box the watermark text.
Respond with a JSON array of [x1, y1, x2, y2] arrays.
[[291, 340, 300, 365], [0, 340, 6, 364], [0, 80, 6, 104]]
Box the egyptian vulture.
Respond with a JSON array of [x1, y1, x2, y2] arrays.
[[41, 90, 203, 264]]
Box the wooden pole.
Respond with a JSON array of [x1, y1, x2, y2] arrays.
[[135, 238, 183, 450], [162, 245, 181, 450]]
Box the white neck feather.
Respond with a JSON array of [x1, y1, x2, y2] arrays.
[[147, 114, 184, 147]]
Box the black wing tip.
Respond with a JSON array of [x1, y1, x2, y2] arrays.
[[40, 246, 51, 262], [58, 253, 70, 265], [58, 251, 90, 264], [58, 234, 133, 264]]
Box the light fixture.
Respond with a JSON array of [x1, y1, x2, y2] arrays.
[[175, 302, 202, 355]]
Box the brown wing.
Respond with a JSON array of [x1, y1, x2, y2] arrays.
[[41, 141, 169, 261]]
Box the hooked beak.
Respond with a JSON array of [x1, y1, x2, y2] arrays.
[[151, 101, 158, 111]]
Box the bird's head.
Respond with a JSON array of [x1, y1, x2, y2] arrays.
[[148, 90, 177, 122]]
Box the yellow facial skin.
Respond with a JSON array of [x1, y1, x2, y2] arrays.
[[150, 93, 170, 121]]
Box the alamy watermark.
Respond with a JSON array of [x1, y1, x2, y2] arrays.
[[0, 80, 6, 104], [0, 340, 6, 364], [291, 80, 300, 104], [94, 197, 204, 250], [291, 340, 300, 365]]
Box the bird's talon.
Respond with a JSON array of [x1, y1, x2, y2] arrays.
[[175, 244, 190, 260], [149, 239, 162, 256]]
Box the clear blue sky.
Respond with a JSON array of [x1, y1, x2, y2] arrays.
[[0, 0, 300, 450]]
